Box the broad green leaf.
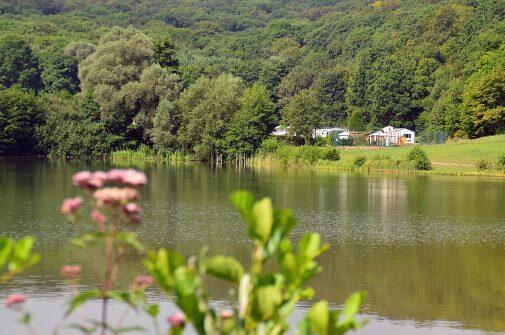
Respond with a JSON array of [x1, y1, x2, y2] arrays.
[[66, 289, 102, 316], [251, 197, 273, 242], [342, 291, 365, 321], [146, 304, 159, 318], [265, 209, 297, 256], [296, 317, 312, 335], [204, 255, 244, 284], [308, 300, 329, 335], [279, 253, 297, 282], [230, 190, 255, 224], [253, 286, 282, 320], [238, 274, 250, 316], [13, 237, 34, 261], [0, 237, 14, 268]]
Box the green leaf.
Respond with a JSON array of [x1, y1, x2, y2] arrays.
[[238, 274, 250, 316], [146, 304, 159, 318], [342, 291, 365, 321], [230, 190, 255, 223], [0, 237, 14, 269], [66, 290, 102, 316], [253, 285, 282, 320], [117, 232, 145, 252], [251, 197, 273, 242], [145, 249, 185, 291], [108, 291, 135, 307], [279, 253, 297, 282], [111, 326, 146, 334], [204, 255, 244, 284], [13, 237, 34, 261], [308, 300, 329, 335]]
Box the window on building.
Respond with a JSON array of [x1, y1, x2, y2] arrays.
[[404, 134, 411, 139]]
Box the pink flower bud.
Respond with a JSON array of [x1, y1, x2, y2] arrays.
[[91, 209, 106, 224], [123, 203, 139, 214], [106, 169, 147, 187], [60, 265, 81, 279], [134, 275, 154, 288], [220, 310, 233, 319], [122, 169, 147, 187], [167, 312, 185, 328], [61, 197, 83, 215], [4, 294, 26, 307], [87, 171, 108, 188], [72, 171, 92, 188], [106, 169, 126, 184]]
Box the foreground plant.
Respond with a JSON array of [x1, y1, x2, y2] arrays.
[[0, 236, 40, 334], [146, 190, 366, 335], [60, 169, 154, 335]]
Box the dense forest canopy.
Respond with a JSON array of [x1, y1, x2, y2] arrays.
[[0, 0, 503, 159]]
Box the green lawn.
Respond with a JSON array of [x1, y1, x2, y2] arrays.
[[255, 135, 505, 176]]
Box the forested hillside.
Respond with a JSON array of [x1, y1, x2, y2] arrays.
[[0, 0, 503, 159]]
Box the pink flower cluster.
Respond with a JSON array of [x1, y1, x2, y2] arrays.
[[93, 187, 138, 206], [61, 197, 83, 215], [220, 309, 233, 319], [72, 169, 147, 189], [134, 275, 154, 288], [4, 294, 26, 308], [167, 312, 186, 328], [60, 265, 81, 279]]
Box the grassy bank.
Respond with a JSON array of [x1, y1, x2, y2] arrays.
[[111, 135, 505, 177], [251, 135, 505, 177]]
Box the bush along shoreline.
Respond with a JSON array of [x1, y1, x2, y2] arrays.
[[111, 145, 505, 178]]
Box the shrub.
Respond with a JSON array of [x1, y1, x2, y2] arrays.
[[497, 154, 505, 172], [335, 138, 354, 146], [258, 137, 281, 156], [476, 160, 492, 171], [353, 156, 367, 168], [407, 147, 432, 170], [298, 146, 324, 164], [322, 147, 341, 161]]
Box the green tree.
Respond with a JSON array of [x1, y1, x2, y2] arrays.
[[463, 47, 505, 136], [36, 92, 119, 158], [150, 100, 181, 154], [0, 36, 41, 90], [0, 87, 41, 155], [178, 74, 243, 160], [78, 26, 180, 143], [153, 35, 180, 70], [226, 83, 276, 158], [281, 89, 323, 144], [37, 48, 79, 93]]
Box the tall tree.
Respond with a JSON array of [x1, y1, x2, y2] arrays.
[[281, 88, 323, 144], [0, 87, 41, 155], [0, 36, 41, 90], [78, 26, 180, 144], [178, 74, 243, 160], [226, 83, 276, 158]]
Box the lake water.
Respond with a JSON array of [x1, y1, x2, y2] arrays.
[[1, 158, 505, 334]]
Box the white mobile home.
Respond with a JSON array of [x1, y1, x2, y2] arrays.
[[369, 126, 415, 146]]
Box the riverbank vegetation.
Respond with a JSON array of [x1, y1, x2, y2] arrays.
[[113, 135, 505, 176], [0, 0, 504, 160], [1, 170, 364, 334]]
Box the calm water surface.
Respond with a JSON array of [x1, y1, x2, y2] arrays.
[[1, 158, 505, 334]]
